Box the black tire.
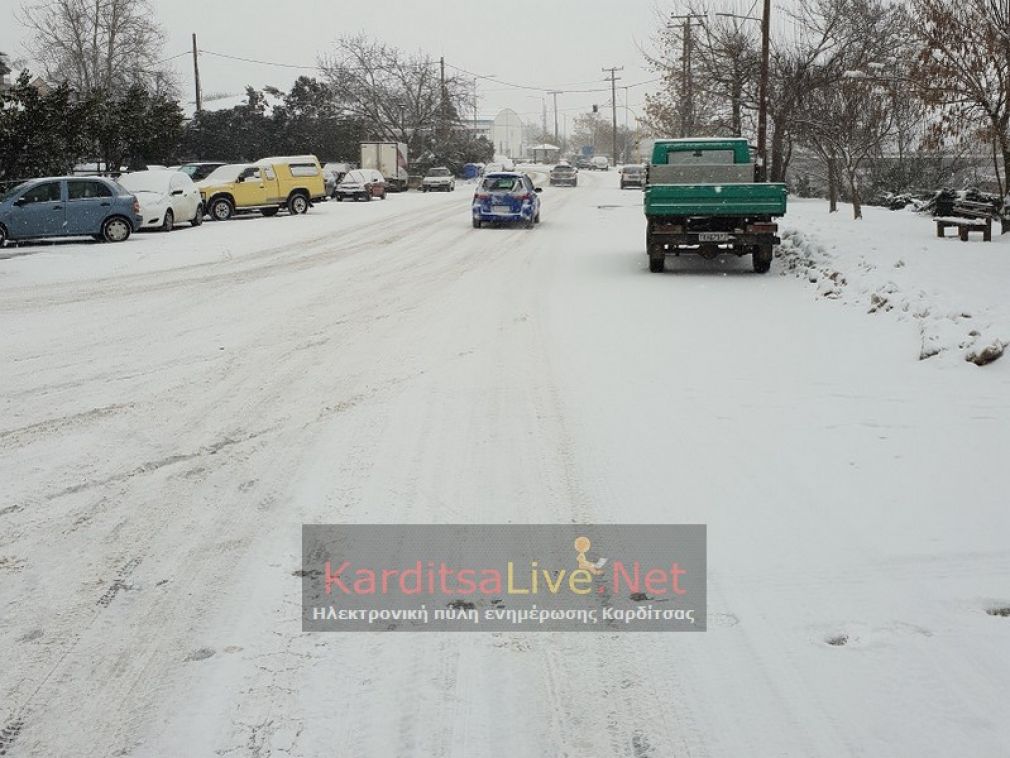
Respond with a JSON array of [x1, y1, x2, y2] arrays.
[[753, 245, 773, 274], [0, 224, 7, 248], [524, 216, 534, 229], [534, 210, 541, 224], [422, 187, 428, 193], [210, 197, 233, 221], [261, 207, 279, 217], [472, 218, 481, 229], [191, 204, 204, 226], [649, 255, 665, 273], [288, 193, 309, 215], [102, 216, 132, 243], [160, 209, 174, 232], [363, 193, 372, 202]]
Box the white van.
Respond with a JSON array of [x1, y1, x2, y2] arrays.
[[591, 156, 610, 171]]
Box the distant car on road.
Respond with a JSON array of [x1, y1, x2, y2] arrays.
[[0, 176, 141, 246], [119, 170, 204, 231], [590, 156, 610, 171], [619, 164, 646, 189], [549, 164, 578, 187], [335, 169, 388, 201], [575, 156, 593, 170], [422, 167, 456, 192], [472, 172, 542, 229]]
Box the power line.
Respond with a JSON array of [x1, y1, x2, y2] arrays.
[[198, 49, 317, 70]]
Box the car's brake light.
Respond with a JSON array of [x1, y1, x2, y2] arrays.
[[476, 192, 490, 200], [132, 199, 140, 214]]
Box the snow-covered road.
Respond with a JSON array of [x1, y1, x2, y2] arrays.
[[2, 170, 1008, 757]]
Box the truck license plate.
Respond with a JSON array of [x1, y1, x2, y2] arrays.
[[699, 232, 730, 242], [492, 205, 512, 215]]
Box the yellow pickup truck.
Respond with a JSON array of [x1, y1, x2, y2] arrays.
[[197, 155, 326, 220]]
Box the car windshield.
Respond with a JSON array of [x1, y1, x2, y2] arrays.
[[342, 171, 366, 183], [427, 168, 450, 177], [553, 166, 575, 172], [0, 182, 28, 203], [624, 166, 644, 174], [201, 164, 247, 183], [118, 172, 171, 194], [482, 176, 521, 192]]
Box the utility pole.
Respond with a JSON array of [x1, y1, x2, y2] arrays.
[[191, 33, 202, 114], [549, 90, 561, 144], [602, 66, 623, 163], [716, 6, 771, 181], [668, 14, 705, 138], [439, 56, 447, 139], [756, 0, 771, 182]]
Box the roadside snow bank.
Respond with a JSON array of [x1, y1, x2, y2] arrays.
[[779, 200, 1010, 365]]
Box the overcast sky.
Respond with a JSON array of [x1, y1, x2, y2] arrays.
[[1, 0, 686, 135]]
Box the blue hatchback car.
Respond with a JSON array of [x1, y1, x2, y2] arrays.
[[472, 172, 542, 228], [0, 176, 142, 247]]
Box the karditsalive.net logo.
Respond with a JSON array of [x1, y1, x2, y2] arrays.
[[322, 535, 688, 598]]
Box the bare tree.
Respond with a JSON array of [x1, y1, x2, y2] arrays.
[[319, 36, 472, 160], [18, 0, 168, 92], [911, 0, 1010, 185]]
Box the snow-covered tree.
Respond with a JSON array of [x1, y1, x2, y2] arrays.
[[19, 0, 170, 92]]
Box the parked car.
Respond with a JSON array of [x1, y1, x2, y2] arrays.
[[549, 164, 578, 187], [619, 163, 646, 189], [335, 169, 388, 201], [472, 172, 542, 229], [422, 167, 456, 192], [198, 155, 326, 220], [0, 176, 141, 246], [176, 162, 226, 182], [118, 170, 203, 231], [322, 162, 351, 198]]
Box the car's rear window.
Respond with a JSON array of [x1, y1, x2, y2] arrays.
[[428, 168, 450, 177], [482, 176, 521, 192]]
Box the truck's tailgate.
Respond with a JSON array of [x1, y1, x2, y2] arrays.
[[645, 182, 787, 217]]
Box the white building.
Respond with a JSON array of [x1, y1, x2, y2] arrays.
[[491, 108, 524, 160]]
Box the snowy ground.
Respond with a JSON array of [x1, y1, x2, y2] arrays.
[[1, 171, 1009, 757]]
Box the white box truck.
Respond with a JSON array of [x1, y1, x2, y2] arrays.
[[360, 141, 409, 192]]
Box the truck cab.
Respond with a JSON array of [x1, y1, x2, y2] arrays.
[[643, 138, 787, 273]]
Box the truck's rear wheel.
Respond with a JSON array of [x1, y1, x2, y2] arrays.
[[649, 255, 665, 273], [753, 244, 773, 273]]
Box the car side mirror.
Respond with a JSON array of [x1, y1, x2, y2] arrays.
[[534, 187, 542, 193]]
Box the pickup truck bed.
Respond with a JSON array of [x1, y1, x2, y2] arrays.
[[645, 182, 788, 218]]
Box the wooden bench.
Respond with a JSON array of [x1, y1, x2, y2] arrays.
[[935, 214, 992, 242], [933, 197, 997, 241]]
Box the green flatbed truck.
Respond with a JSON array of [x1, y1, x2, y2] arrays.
[[643, 138, 787, 273]]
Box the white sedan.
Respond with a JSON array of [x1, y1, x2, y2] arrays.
[[118, 170, 203, 231]]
